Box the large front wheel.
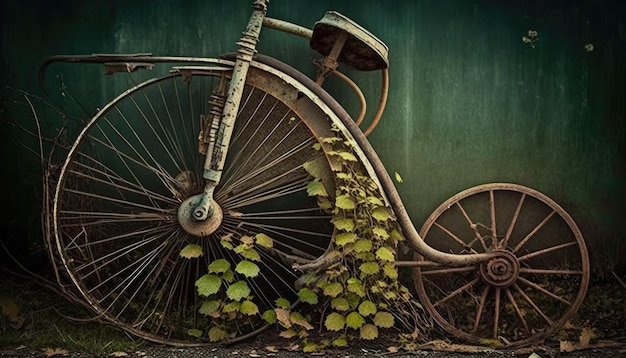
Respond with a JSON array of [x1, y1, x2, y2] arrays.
[[51, 59, 377, 345], [412, 183, 590, 347]]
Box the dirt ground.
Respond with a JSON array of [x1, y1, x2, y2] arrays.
[[1, 272, 625, 358], [1, 333, 625, 358]]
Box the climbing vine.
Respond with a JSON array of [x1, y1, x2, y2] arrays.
[[179, 125, 426, 349]]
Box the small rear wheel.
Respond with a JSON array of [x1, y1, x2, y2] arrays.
[[413, 183, 589, 347]]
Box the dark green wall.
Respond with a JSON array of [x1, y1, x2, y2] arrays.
[[1, 0, 624, 271]]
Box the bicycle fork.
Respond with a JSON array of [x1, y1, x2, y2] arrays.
[[177, 0, 268, 237]]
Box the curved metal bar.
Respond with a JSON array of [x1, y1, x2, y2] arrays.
[[38, 54, 232, 95], [250, 54, 497, 267], [362, 68, 389, 136], [330, 70, 367, 126]]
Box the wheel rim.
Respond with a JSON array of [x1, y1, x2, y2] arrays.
[[413, 183, 589, 347], [52, 64, 343, 345]]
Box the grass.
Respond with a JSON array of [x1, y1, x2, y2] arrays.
[[1, 265, 624, 356], [0, 271, 144, 355]]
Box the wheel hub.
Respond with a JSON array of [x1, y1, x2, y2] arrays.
[[479, 250, 519, 287], [177, 195, 223, 237]]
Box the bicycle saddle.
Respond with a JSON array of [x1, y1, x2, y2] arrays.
[[310, 11, 389, 71]]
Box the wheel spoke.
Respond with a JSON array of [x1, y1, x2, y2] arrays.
[[492, 287, 501, 339], [432, 222, 481, 254], [504, 287, 530, 335], [512, 283, 554, 326], [512, 211, 556, 254], [414, 183, 589, 346], [472, 286, 490, 333], [455, 202, 489, 252], [517, 241, 578, 262], [433, 277, 479, 307], [516, 276, 573, 305]]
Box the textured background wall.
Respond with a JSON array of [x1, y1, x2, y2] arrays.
[[1, 0, 624, 272]]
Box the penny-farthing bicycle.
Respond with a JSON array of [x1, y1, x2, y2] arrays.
[[41, 0, 589, 348]]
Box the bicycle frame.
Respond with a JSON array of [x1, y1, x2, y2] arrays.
[[37, 0, 590, 348], [38, 0, 499, 268]]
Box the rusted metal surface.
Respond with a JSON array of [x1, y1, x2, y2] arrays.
[[263, 16, 312, 39], [103, 62, 154, 75], [310, 11, 388, 71]]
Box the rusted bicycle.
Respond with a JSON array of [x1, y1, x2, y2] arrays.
[[40, 0, 589, 348]]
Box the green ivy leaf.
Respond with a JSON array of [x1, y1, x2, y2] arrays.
[[235, 260, 260, 278], [353, 239, 372, 253], [226, 281, 251, 301], [375, 247, 395, 262], [342, 293, 359, 310], [360, 323, 378, 340], [346, 278, 366, 297], [322, 282, 344, 297], [383, 290, 397, 300], [335, 232, 357, 246], [208, 259, 231, 274], [303, 342, 319, 353], [335, 194, 356, 210], [371, 207, 392, 222], [336, 151, 357, 162], [372, 227, 390, 239], [187, 328, 202, 337], [198, 300, 221, 315], [179, 244, 203, 259], [262, 309, 277, 324], [255, 233, 274, 248], [312, 142, 321, 151], [383, 263, 399, 279], [275, 297, 291, 309], [332, 337, 348, 347], [330, 297, 350, 311], [222, 269, 235, 283], [322, 137, 343, 144], [240, 300, 259, 315], [223, 301, 241, 313], [324, 312, 345, 331], [303, 159, 324, 179], [390, 228, 405, 241], [358, 300, 377, 316], [366, 196, 384, 206], [297, 288, 318, 305], [220, 238, 234, 250], [332, 217, 355, 232], [373, 311, 395, 328], [346, 311, 366, 329], [208, 327, 228, 342], [356, 251, 375, 261], [238, 247, 261, 261], [195, 274, 221, 297], [307, 180, 328, 197], [359, 262, 380, 276]]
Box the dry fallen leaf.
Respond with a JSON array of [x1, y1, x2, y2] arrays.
[[560, 340, 576, 353], [579, 327, 596, 346], [41, 348, 69, 357], [110, 352, 128, 357], [264, 346, 278, 353], [387, 346, 399, 353]]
